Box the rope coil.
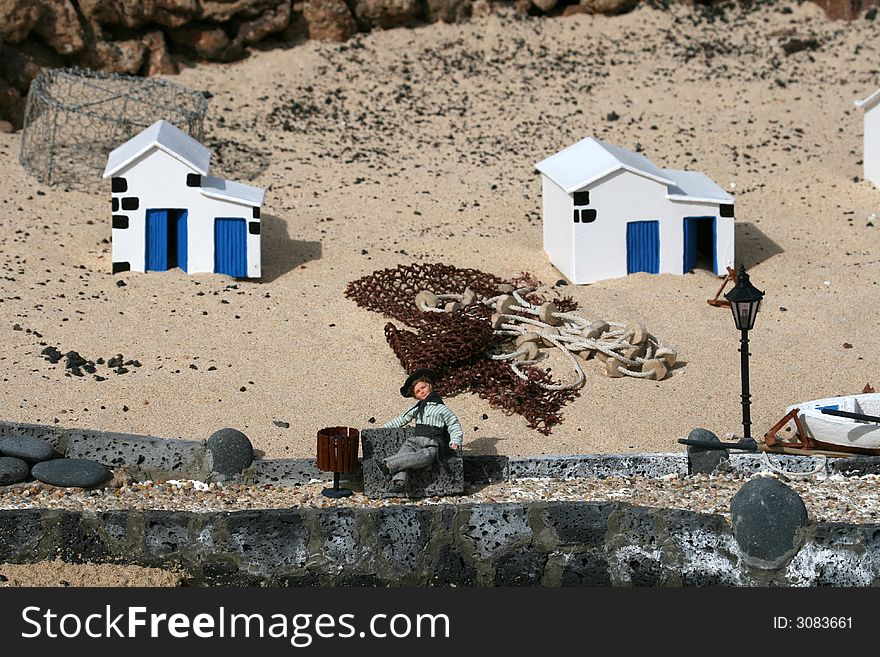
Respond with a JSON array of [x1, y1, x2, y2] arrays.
[[417, 285, 676, 390]]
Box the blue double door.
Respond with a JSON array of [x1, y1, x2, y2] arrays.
[[625, 217, 717, 275], [146, 209, 188, 272]]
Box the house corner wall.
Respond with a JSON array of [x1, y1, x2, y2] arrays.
[[541, 176, 575, 282]]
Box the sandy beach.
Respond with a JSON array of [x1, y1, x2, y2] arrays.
[[1, 1, 879, 461]]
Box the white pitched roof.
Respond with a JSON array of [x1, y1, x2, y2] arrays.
[[664, 170, 733, 204], [535, 137, 675, 193], [855, 89, 880, 112], [200, 175, 265, 207], [102, 119, 211, 178]]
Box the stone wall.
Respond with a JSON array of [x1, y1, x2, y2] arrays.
[[1, 0, 878, 130], [1, 503, 878, 586], [3, 419, 880, 586]]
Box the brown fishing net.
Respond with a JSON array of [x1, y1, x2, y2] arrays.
[[345, 263, 579, 434]]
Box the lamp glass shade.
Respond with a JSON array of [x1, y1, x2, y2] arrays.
[[730, 298, 760, 330], [724, 266, 764, 331]]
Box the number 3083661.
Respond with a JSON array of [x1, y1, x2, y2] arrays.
[[773, 617, 852, 629]]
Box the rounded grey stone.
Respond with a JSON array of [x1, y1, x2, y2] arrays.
[[686, 427, 728, 475], [0, 436, 59, 464], [207, 428, 254, 476], [730, 477, 808, 566], [0, 457, 30, 486], [31, 459, 111, 488]]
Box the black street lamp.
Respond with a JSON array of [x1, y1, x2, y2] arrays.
[[724, 265, 764, 448]]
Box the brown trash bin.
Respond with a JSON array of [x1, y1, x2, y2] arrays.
[[316, 426, 359, 497]]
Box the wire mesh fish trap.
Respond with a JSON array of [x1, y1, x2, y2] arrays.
[[19, 67, 208, 189]]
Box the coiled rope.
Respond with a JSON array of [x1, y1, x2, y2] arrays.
[[414, 285, 677, 391]]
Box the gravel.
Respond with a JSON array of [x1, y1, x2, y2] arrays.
[[1, 471, 878, 524]]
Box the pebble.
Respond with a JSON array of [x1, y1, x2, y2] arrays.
[[31, 459, 111, 488], [0, 457, 30, 486], [206, 428, 254, 475], [0, 436, 59, 464], [730, 477, 808, 564]]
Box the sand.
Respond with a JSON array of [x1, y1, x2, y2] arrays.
[[1, 2, 879, 463], [0, 559, 185, 587]]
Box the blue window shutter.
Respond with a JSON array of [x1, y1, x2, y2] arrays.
[[626, 220, 660, 274]]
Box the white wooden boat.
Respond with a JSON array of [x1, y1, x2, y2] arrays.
[[765, 394, 880, 455]]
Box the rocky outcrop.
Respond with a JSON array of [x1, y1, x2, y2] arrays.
[[34, 0, 87, 55], [76, 0, 198, 30], [236, 0, 291, 44], [0, 38, 65, 92], [0, 0, 41, 43], [353, 0, 424, 29], [426, 0, 472, 22], [811, 0, 878, 20], [80, 38, 149, 74], [168, 23, 245, 60], [577, 0, 638, 15], [302, 0, 358, 41], [142, 30, 177, 75], [0, 79, 24, 129]]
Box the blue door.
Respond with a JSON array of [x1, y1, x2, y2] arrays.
[[683, 216, 716, 274], [146, 209, 187, 271], [626, 220, 660, 274], [214, 218, 247, 277], [146, 209, 169, 271]]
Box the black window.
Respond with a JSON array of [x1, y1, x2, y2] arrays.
[[573, 191, 590, 206], [112, 177, 127, 193], [573, 209, 580, 223], [720, 204, 734, 218], [249, 221, 260, 235], [252, 206, 260, 219], [187, 173, 201, 187], [112, 198, 119, 212], [121, 197, 139, 211], [112, 215, 129, 229], [581, 209, 597, 223]]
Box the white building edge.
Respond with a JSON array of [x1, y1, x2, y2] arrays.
[[855, 89, 880, 188]]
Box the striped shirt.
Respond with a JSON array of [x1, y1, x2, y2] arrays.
[[383, 401, 464, 447]]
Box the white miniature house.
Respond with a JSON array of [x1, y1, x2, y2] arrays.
[[535, 137, 735, 285], [102, 120, 265, 278], [855, 89, 880, 188]]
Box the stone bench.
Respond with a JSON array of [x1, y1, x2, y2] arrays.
[[361, 427, 464, 499]]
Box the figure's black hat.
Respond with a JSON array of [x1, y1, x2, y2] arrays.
[[400, 368, 436, 397]]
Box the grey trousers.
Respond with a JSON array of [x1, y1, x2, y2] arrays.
[[384, 435, 441, 484]]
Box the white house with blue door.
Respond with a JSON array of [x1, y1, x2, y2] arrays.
[[535, 137, 735, 285], [102, 120, 264, 278], [855, 89, 880, 188]]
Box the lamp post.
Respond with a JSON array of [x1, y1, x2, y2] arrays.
[[724, 265, 764, 449]]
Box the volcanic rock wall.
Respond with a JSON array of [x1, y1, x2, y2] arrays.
[[0, 0, 878, 130]]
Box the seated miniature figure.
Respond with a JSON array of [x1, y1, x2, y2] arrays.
[[379, 368, 462, 494]]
